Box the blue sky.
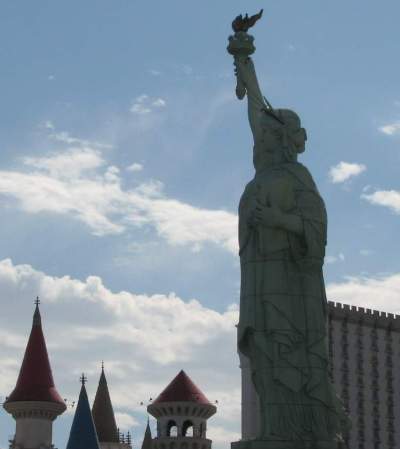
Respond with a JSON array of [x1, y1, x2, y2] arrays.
[[0, 1, 400, 448]]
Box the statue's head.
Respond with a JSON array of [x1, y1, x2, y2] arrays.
[[254, 108, 307, 170]]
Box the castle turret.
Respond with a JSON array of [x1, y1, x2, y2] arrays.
[[148, 370, 217, 449], [141, 419, 153, 449], [66, 375, 101, 449], [3, 301, 66, 449], [92, 364, 132, 449]]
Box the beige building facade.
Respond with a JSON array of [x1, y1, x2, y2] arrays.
[[328, 301, 399, 449]]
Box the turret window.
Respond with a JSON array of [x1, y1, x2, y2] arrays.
[[167, 420, 178, 437], [182, 420, 194, 437]]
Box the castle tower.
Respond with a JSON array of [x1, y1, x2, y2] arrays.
[[66, 375, 101, 449], [141, 419, 153, 449], [148, 370, 216, 449], [3, 301, 66, 449], [92, 364, 132, 449]]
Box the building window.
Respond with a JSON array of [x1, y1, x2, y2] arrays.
[[182, 420, 194, 437], [167, 420, 178, 437]]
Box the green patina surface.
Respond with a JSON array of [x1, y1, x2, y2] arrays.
[[227, 18, 350, 449]]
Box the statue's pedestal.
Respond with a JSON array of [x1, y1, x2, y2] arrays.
[[232, 440, 345, 449], [239, 351, 260, 439]]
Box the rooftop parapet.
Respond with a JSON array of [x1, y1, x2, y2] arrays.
[[328, 301, 400, 331]]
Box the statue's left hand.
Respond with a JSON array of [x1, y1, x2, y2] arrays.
[[252, 202, 284, 229], [252, 203, 304, 235]]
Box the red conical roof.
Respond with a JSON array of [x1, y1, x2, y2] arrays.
[[5, 304, 65, 406], [153, 370, 211, 405]]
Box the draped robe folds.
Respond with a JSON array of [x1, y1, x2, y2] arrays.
[[238, 161, 346, 442]]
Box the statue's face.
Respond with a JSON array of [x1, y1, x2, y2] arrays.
[[292, 127, 307, 153], [263, 125, 284, 150], [253, 110, 306, 171]]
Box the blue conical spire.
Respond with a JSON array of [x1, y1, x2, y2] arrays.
[[66, 377, 100, 449]]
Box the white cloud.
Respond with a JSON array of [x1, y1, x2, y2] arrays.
[[362, 190, 400, 214], [49, 131, 113, 149], [152, 98, 166, 108], [325, 253, 345, 265], [0, 259, 240, 449], [130, 95, 166, 115], [0, 146, 238, 251], [126, 163, 144, 172], [181, 65, 193, 76], [327, 272, 400, 314], [360, 249, 373, 256], [0, 330, 26, 350], [115, 413, 139, 431], [148, 69, 162, 77], [43, 120, 55, 130], [379, 121, 400, 136], [208, 426, 241, 446], [22, 148, 105, 179], [130, 95, 151, 115], [328, 161, 366, 184], [0, 166, 125, 236], [137, 196, 237, 253]]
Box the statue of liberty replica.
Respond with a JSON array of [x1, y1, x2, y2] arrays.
[[227, 10, 349, 449]]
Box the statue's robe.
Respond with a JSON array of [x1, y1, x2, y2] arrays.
[[238, 161, 346, 442]]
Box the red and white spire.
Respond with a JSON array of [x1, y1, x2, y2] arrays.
[[152, 370, 212, 406], [3, 299, 66, 449], [148, 370, 216, 449]]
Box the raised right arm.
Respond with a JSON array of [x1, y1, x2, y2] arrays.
[[234, 55, 266, 143]]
